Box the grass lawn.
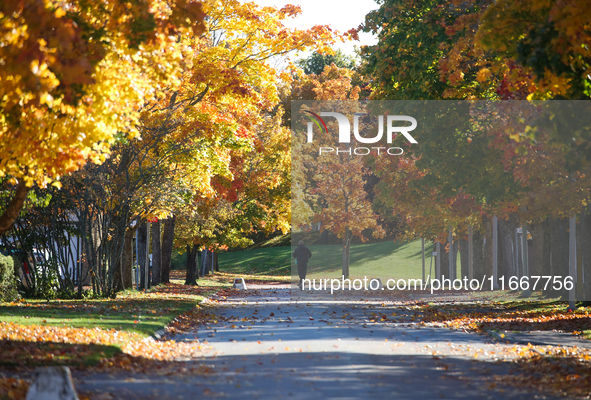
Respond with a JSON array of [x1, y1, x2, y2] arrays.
[[0, 286, 212, 338], [218, 239, 456, 282], [306, 240, 442, 281], [421, 298, 591, 340], [0, 279, 222, 367], [498, 299, 591, 340], [218, 246, 292, 276]]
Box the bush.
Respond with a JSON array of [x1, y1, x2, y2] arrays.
[[0, 254, 19, 302]]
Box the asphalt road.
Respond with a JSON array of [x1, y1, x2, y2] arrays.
[[74, 288, 564, 399]]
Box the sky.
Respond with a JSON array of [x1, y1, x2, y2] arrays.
[[252, 0, 380, 58]]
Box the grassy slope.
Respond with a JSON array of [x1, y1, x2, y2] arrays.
[[218, 239, 459, 281], [218, 246, 292, 276]]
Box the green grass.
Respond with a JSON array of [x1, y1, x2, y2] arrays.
[[0, 286, 209, 338], [219, 246, 292, 276], [169, 234, 290, 271], [306, 240, 439, 280], [0, 280, 222, 367], [0, 299, 190, 337], [218, 239, 457, 281]]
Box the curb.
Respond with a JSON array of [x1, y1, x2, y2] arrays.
[[485, 329, 591, 349], [486, 328, 545, 346], [150, 293, 217, 340], [152, 328, 167, 340], [486, 330, 506, 343]]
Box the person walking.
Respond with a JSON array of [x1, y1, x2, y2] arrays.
[[293, 240, 312, 289]]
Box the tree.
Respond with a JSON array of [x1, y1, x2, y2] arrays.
[[297, 50, 357, 75], [358, 1, 535, 282], [0, 0, 206, 234], [313, 154, 385, 278], [474, 0, 591, 167], [165, 0, 338, 268], [288, 61, 379, 277], [476, 0, 591, 100], [360, 0, 461, 100]]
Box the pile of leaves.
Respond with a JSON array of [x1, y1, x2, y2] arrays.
[[417, 301, 591, 338], [211, 288, 284, 299], [0, 377, 29, 400], [164, 304, 221, 337], [146, 281, 218, 298], [0, 321, 205, 367], [503, 345, 591, 399], [408, 301, 591, 398], [205, 271, 291, 284], [0, 280, 226, 375]]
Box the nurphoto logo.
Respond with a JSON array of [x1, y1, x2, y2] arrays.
[[303, 110, 418, 156]]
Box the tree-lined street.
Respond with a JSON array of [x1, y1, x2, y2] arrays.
[[1, 0, 591, 398]]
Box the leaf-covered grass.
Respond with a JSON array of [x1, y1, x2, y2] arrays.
[[0, 280, 225, 368], [169, 269, 290, 285], [0, 284, 213, 338], [208, 271, 290, 283], [168, 273, 234, 287], [0, 339, 122, 368], [417, 298, 591, 340]]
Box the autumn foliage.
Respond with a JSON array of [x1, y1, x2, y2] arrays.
[[0, 0, 206, 233], [355, 0, 591, 295]]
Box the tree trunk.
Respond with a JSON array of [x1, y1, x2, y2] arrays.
[[151, 221, 162, 286], [580, 207, 591, 302], [112, 226, 134, 293], [121, 227, 134, 289], [530, 219, 549, 279], [549, 218, 569, 298], [451, 239, 459, 280], [473, 229, 485, 280], [137, 222, 149, 290], [439, 240, 449, 285], [515, 229, 523, 277], [342, 230, 352, 279], [498, 217, 517, 280], [210, 251, 215, 275], [201, 249, 215, 276], [201, 249, 207, 277], [112, 254, 123, 292], [185, 245, 199, 285], [459, 237, 469, 279], [484, 217, 493, 280], [0, 181, 31, 235], [161, 217, 175, 283]]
